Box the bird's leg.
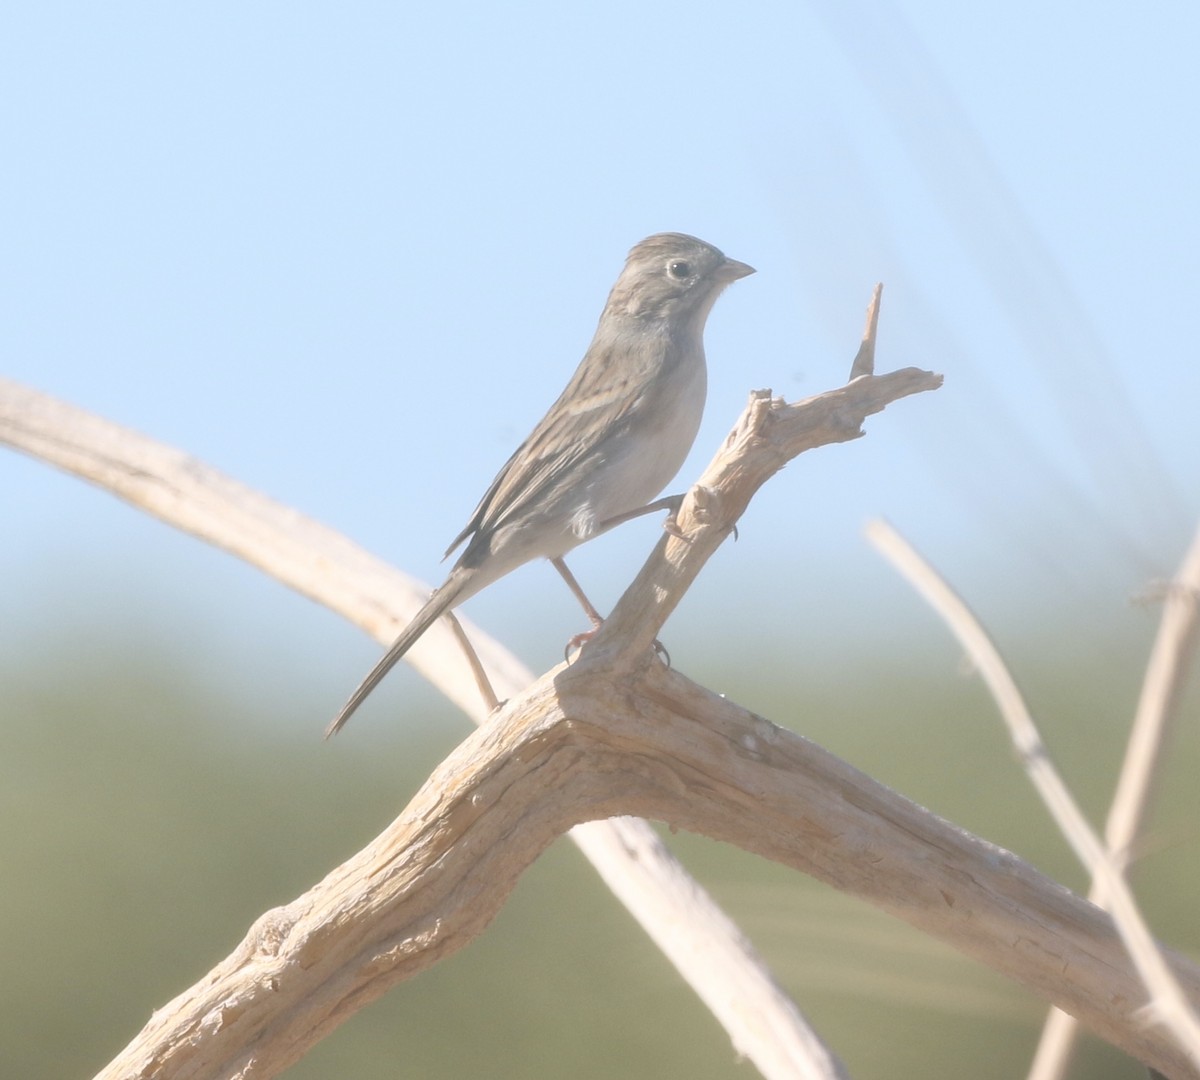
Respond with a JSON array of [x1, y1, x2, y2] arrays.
[[599, 492, 731, 541], [551, 556, 604, 625], [560, 495, 706, 663], [550, 556, 672, 668], [551, 556, 607, 659], [609, 491, 742, 543], [598, 493, 688, 538]]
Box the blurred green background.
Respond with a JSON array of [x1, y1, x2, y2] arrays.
[[4, 582, 1197, 1079], [3, 1, 1198, 1076]]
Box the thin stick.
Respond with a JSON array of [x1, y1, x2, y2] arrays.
[[1107, 529, 1200, 872], [848, 283, 883, 379], [445, 611, 500, 712], [867, 517, 1200, 1070], [1028, 523, 1200, 1080]]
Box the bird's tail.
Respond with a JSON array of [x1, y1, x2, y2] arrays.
[[325, 573, 469, 738]]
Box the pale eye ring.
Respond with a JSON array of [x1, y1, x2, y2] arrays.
[[667, 260, 691, 280]]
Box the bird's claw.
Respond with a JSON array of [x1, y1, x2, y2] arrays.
[[564, 628, 671, 668], [564, 627, 598, 663]]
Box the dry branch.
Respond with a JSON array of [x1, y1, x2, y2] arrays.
[[10, 342, 1200, 1078], [1028, 524, 1200, 1080], [1, 371, 871, 1080], [93, 656, 1200, 1080], [10, 355, 1199, 1078], [2, 363, 940, 1079], [868, 519, 1200, 1072]]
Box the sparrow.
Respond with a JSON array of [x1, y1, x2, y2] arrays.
[[327, 232, 753, 735]]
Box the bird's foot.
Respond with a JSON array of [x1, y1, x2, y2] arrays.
[[564, 627, 671, 666], [564, 626, 599, 662]]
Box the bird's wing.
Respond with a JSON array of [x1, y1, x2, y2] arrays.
[[444, 340, 659, 558]]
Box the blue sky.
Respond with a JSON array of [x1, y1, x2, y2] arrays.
[[3, 2, 1197, 717]]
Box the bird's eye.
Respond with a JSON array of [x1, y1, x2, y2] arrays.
[[667, 260, 691, 280]]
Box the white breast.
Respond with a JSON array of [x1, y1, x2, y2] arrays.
[[579, 345, 708, 530]]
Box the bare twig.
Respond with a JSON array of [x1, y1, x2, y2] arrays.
[[1108, 527, 1200, 873], [849, 283, 883, 379], [444, 610, 500, 712], [1028, 524, 1200, 1080], [867, 518, 1200, 1072]]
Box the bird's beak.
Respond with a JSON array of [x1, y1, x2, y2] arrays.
[[720, 258, 756, 281]]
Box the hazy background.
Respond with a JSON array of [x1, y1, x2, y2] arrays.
[[2, 2, 1198, 1077]]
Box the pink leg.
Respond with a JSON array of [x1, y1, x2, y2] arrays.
[[551, 556, 604, 626], [550, 556, 671, 665], [550, 557, 604, 658]]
